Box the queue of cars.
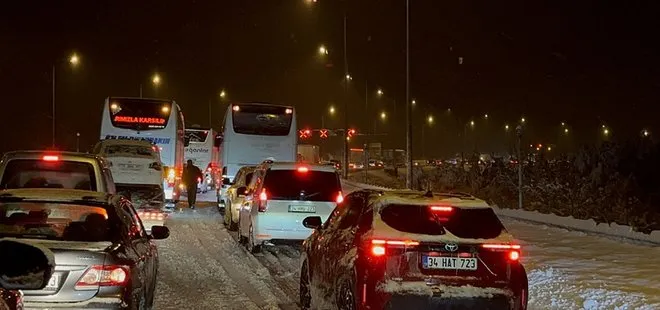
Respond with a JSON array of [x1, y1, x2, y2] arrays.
[[221, 158, 528, 309], [0, 149, 170, 309]]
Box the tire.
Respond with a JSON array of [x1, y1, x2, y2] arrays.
[[335, 278, 356, 310], [245, 224, 262, 253], [223, 199, 232, 227], [299, 260, 312, 310]]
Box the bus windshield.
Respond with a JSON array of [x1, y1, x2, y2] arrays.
[[109, 98, 172, 131], [232, 104, 292, 136]]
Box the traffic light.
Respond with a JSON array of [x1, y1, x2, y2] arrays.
[[347, 129, 356, 138], [299, 130, 307, 138], [319, 129, 328, 138], [304, 129, 312, 138]]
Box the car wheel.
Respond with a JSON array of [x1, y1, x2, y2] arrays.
[[245, 224, 261, 254], [336, 278, 356, 310], [223, 200, 232, 227], [299, 260, 312, 309]]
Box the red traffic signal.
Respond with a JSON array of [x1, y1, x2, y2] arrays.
[[347, 129, 356, 138], [304, 129, 312, 137], [299, 130, 307, 138], [319, 129, 328, 138]]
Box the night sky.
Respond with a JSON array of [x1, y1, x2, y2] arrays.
[[1, 0, 659, 156]]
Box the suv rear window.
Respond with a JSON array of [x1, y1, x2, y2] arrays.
[[0, 159, 97, 191], [263, 169, 340, 202], [380, 204, 505, 239]]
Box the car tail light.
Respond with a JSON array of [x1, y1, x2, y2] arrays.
[[197, 177, 202, 183], [369, 239, 420, 257], [258, 188, 268, 212], [336, 191, 344, 204], [137, 211, 166, 221], [430, 205, 453, 212], [75, 265, 129, 289], [482, 244, 521, 261], [149, 162, 162, 171], [42, 155, 59, 161], [297, 166, 309, 173]]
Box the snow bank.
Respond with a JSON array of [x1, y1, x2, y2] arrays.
[[493, 206, 660, 245]]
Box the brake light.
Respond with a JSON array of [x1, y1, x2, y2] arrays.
[[370, 239, 419, 257], [336, 191, 344, 204], [297, 166, 309, 173], [75, 265, 129, 289], [430, 205, 453, 212], [258, 188, 268, 212], [482, 244, 521, 261], [42, 155, 59, 161], [232, 105, 240, 112], [137, 211, 166, 221]]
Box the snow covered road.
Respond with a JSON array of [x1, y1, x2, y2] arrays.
[[152, 182, 660, 309]]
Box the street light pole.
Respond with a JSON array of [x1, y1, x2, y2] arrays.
[[52, 65, 56, 148], [405, 0, 413, 189], [76, 132, 80, 152], [516, 125, 523, 209], [342, 12, 349, 180]]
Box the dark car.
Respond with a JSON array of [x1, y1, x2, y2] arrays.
[[0, 189, 169, 309], [299, 189, 528, 310]]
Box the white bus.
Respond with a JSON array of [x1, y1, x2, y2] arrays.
[[184, 128, 222, 192], [100, 97, 187, 203], [218, 102, 297, 206]]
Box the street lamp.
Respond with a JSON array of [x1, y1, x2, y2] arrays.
[[318, 45, 328, 55], [329, 106, 335, 115], [345, 74, 352, 81], [52, 51, 81, 147], [380, 111, 387, 120], [377, 89, 383, 96], [470, 120, 475, 127], [505, 124, 510, 131], [484, 114, 488, 119], [561, 122, 566, 127], [220, 90, 227, 98], [520, 117, 526, 123], [603, 128, 610, 136], [642, 129, 650, 137], [412, 99, 416, 106], [564, 128, 569, 134], [152, 74, 161, 86], [427, 115, 433, 124]]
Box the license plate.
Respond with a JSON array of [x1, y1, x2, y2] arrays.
[[423, 256, 478, 270], [45, 274, 60, 290], [119, 164, 142, 170], [288, 205, 315, 213]]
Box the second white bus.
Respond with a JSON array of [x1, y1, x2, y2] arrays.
[[218, 102, 297, 206], [100, 97, 187, 203], [184, 127, 222, 192]]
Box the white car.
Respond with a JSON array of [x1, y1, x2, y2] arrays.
[[224, 165, 256, 231], [94, 139, 163, 187], [238, 162, 343, 253]]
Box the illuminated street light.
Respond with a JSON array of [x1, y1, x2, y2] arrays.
[[521, 117, 526, 123], [220, 90, 226, 98], [642, 129, 649, 137], [564, 128, 569, 134], [380, 111, 387, 120], [152, 74, 161, 86], [345, 74, 352, 81], [329, 106, 335, 115], [412, 99, 416, 106], [547, 146, 552, 151], [69, 53, 80, 66], [505, 124, 510, 131], [561, 122, 566, 127], [470, 120, 475, 127], [318, 45, 328, 55], [484, 114, 488, 119], [427, 115, 434, 124], [603, 128, 610, 136], [377, 89, 383, 96]]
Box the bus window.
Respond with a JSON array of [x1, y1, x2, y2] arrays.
[[185, 130, 209, 143], [231, 104, 292, 136], [108, 99, 172, 131]]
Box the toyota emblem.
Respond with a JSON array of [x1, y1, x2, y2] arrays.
[[444, 243, 458, 252]]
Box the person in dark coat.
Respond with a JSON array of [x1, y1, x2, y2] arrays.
[[182, 159, 203, 209]]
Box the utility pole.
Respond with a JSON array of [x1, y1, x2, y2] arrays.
[[405, 0, 413, 189], [342, 12, 349, 179], [52, 65, 56, 148], [516, 125, 523, 209]]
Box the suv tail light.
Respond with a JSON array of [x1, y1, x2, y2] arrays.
[[258, 188, 268, 212], [336, 191, 344, 204], [482, 244, 521, 261], [369, 239, 420, 257], [75, 265, 129, 290]]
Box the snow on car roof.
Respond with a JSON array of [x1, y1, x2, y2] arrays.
[[363, 191, 515, 244], [0, 188, 110, 204]]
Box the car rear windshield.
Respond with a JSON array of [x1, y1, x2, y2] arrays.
[[104, 145, 155, 158], [0, 202, 114, 242], [380, 204, 505, 239], [0, 159, 97, 191], [263, 169, 340, 202]]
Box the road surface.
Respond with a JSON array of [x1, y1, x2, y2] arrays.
[[153, 182, 660, 309]]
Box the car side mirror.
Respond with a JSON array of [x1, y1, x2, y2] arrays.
[[0, 239, 55, 290], [222, 177, 231, 185], [214, 134, 223, 148], [303, 216, 323, 230], [149, 225, 170, 240], [237, 186, 247, 196]]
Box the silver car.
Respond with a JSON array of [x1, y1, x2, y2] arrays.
[[223, 165, 256, 231], [0, 189, 169, 309]]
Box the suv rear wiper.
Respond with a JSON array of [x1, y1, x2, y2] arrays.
[[300, 192, 321, 200]]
